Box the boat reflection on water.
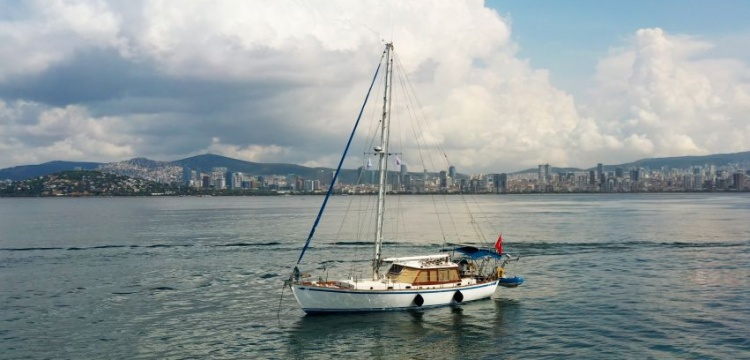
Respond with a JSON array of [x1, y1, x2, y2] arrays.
[[284, 298, 524, 358], [491, 298, 524, 341]]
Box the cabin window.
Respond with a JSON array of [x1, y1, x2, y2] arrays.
[[415, 269, 451, 284], [438, 269, 449, 282], [416, 270, 429, 283], [388, 264, 404, 276]]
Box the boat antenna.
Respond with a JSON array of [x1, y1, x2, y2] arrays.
[[293, 48, 387, 266]]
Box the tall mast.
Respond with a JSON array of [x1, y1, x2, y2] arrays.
[[372, 43, 394, 280]]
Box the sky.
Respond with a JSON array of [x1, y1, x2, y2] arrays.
[[1, 0, 749, 173]]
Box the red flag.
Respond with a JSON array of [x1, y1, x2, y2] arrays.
[[494, 234, 503, 254]]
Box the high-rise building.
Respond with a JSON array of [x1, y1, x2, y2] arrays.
[[225, 171, 234, 189], [400, 164, 408, 190], [538, 165, 543, 184], [357, 166, 365, 184], [630, 168, 640, 182], [733, 172, 746, 190], [493, 173, 508, 193], [182, 166, 192, 186], [448, 165, 456, 180], [538, 164, 550, 185], [693, 167, 703, 190], [304, 179, 314, 192], [683, 175, 694, 189]]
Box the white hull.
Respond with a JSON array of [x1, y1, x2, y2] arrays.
[[291, 280, 499, 314]]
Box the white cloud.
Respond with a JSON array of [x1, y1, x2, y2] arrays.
[[0, 0, 128, 81], [204, 137, 290, 163], [1, 3, 749, 173], [0, 100, 134, 165], [587, 28, 750, 164]]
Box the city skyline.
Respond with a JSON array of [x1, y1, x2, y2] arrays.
[[1, 1, 749, 173], [5, 161, 747, 197], [3, 150, 750, 184], [3, 151, 749, 196], [175, 156, 750, 194]]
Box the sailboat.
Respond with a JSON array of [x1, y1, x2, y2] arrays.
[[288, 43, 523, 314]]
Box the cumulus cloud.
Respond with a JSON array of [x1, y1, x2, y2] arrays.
[[0, 1, 748, 173], [586, 28, 750, 164], [0, 100, 134, 165], [204, 137, 290, 163], [0, 0, 128, 81]]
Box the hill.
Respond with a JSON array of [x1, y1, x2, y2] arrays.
[[0, 161, 102, 181], [2, 150, 750, 182], [171, 154, 353, 182], [171, 154, 321, 176], [0, 170, 175, 197], [513, 151, 750, 175], [613, 151, 750, 171]]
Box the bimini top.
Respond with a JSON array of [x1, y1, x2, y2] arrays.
[[453, 246, 504, 260]]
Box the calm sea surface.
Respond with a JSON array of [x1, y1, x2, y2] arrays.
[[1, 194, 749, 359]]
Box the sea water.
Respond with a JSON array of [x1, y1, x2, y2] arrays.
[[1, 194, 749, 359]]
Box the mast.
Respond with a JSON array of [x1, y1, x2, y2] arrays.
[[372, 42, 394, 280]]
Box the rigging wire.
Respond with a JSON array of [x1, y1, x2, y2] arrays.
[[335, 72, 385, 244], [394, 54, 470, 247], [387, 56, 410, 251], [294, 48, 386, 266], [327, 54, 389, 278], [393, 53, 497, 246], [276, 283, 287, 321], [391, 54, 449, 246]]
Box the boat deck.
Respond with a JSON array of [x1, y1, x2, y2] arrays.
[[299, 276, 496, 291]]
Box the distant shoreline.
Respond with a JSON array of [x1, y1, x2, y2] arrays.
[[2, 191, 748, 199]]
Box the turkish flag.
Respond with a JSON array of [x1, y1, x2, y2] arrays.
[[494, 235, 503, 254]]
